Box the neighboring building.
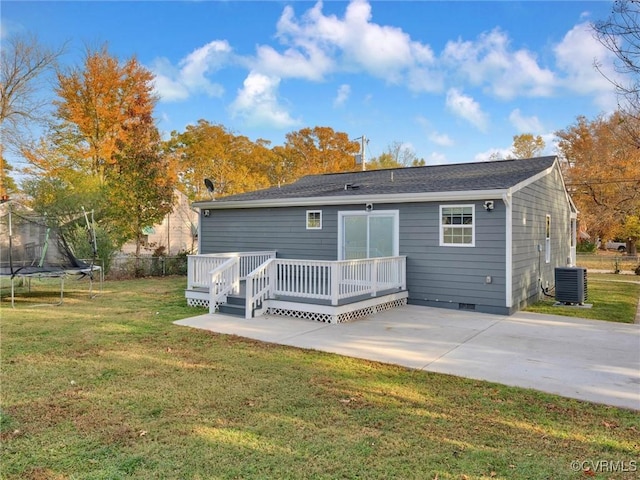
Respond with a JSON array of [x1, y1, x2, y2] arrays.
[[192, 156, 577, 315], [121, 189, 198, 256]]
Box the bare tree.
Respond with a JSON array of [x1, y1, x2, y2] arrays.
[[593, 1, 640, 142], [1, 33, 66, 150]]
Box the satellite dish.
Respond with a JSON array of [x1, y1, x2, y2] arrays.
[[204, 178, 214, 193]]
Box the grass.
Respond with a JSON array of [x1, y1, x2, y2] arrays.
[[526, 273, 640, 323], [1, 277, 639, 479]]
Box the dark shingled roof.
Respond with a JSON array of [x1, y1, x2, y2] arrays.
[[214, 156, 557, 203]]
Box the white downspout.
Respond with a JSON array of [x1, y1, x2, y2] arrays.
[[503, 192, 513, 311], [570, 213, 577, 267]]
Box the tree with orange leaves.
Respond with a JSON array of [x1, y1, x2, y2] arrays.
[[53, 45, 157, 183], [557, 112, 640, 254], [23, 45, 175, 259], [165, 119, 273, 201], [281, 126, 361, 177]]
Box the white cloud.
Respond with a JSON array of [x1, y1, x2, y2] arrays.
[[254, 43, 332, 81], [0, 19, 22, 39], [443, 28, 556, 99], [509, 109, 543, 133], [268, 0, 439, 91], [474, 147, 511, 162], [554, 22, 618, 110], [334, 84, 351, 108], [416, 115, 453, 146], [428, 131, 454, 147], [427, 152, 448, 165], [229, 71, 299, 128], [445, 88, 489, 132], [152, 40, 230, 102], [0, 20, 8, 39]]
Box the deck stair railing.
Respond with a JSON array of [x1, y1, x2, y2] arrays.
[[186, 251, 276, 313], [208, 257, 240, 314], [245, 258, 277, 318], [187, 251, 276, 290]]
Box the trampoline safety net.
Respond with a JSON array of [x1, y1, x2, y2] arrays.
[[0, 205, 97, 278]]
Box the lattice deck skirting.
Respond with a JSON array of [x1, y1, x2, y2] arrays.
[[267, 297, 407, 323], [264, 291, 408, 324], [187, 297, 209, 308], [187, 290, 409, 323]]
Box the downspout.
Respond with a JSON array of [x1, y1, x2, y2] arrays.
[[198, 211, 203, 254], [503, 191, 513, 311]]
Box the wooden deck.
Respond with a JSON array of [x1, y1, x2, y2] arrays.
[[185, 252, 408, 323]]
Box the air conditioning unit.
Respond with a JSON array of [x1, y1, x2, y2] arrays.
[[555, 267, 588, 304]]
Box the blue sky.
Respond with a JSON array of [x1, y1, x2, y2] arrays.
[[2, 1, 621, 166]]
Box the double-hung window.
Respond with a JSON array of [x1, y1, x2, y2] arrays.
[[306, 210, 322, 230], [440, 205, 475, 246], [545, 215, 551, 263]]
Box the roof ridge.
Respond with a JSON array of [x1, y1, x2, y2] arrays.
[[309, 155, 557, 179]]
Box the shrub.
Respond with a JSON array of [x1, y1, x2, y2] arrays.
[[576, 240, 597, 253]]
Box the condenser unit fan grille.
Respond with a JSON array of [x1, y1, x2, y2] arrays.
[[555, 267, 587, 304]]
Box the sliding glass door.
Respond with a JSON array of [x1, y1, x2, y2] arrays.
[[339, 211, 399, 260]]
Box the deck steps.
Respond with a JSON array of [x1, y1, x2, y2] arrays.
[[218, 295, 246, 317]]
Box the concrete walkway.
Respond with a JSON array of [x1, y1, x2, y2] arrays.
[[174, 306, 640, 410]]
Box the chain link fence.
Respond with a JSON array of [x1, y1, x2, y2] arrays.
[[576, 254, 639, 274], [105, 255, 188, 279], [100, 253, 638, 279]]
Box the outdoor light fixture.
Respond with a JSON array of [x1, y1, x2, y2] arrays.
[[483, 201, 494, 211]]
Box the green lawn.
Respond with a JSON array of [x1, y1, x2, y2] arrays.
[[526, 273, 640, 323], [1, 277, 638, 479]]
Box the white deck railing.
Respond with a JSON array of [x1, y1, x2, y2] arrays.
[[245, 258, 276, 318], [208, 257, 240, 314], [245, 256, 406, 319], [187, 251, 277, 290]]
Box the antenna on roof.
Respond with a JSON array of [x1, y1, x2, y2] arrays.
[[204, 178, 214, 199]]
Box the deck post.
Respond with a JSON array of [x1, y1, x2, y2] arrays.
[[371, 258, 378, 297], [268, 259, 277, 294], [233, 260, 240, 295], [330, 262, 339, 306], [245, 276, 254, 319]]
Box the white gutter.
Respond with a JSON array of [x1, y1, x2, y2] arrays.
[[194, 188, 508, 210]]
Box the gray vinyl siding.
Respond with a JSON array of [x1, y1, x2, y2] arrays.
[[200, 206, 341, 260], [511, 165, 572, 310], [200, 199, 508, 314], [400, 201, 507, 314]]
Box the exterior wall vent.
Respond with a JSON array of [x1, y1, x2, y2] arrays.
[[554, 267, 587, 304]]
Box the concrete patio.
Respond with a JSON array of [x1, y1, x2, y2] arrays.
[[175, 305, 640, 410]]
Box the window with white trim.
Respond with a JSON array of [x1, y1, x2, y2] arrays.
[[545, 215, 551, 263], [440, 205, 475, 246], [306, 210, 322, 230], [338, 210, 399, 260]]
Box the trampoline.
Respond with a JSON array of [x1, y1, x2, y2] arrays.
[[0, 201, 102, 307]]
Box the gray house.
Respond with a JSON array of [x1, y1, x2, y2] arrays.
[[187, 156, 577, 319]]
